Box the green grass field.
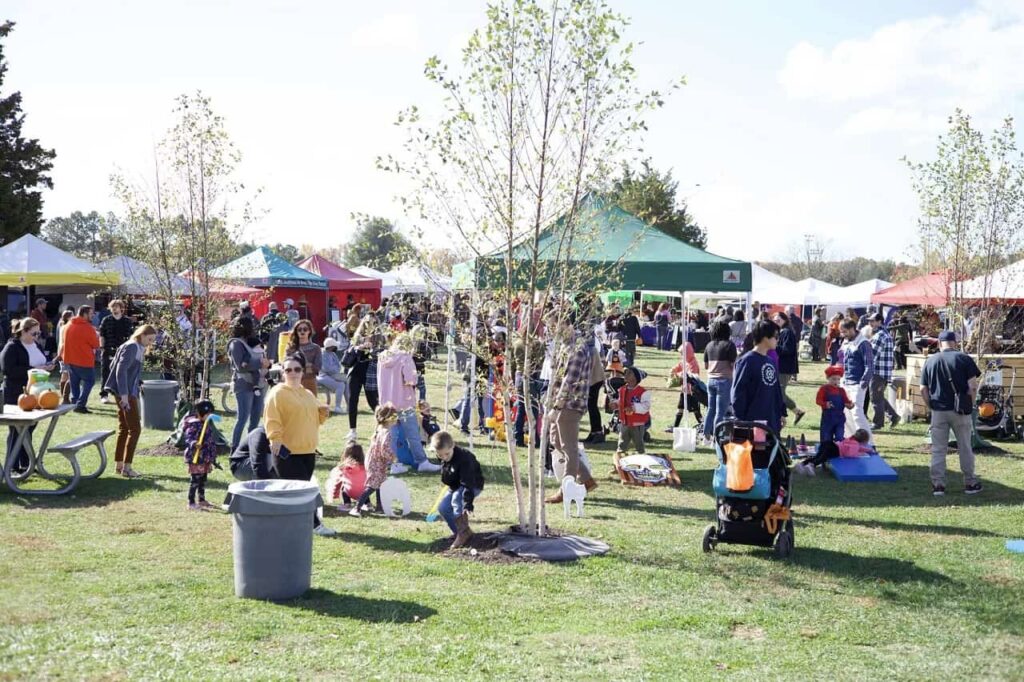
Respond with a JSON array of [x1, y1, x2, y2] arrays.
[[1, 347, 1022, 680]]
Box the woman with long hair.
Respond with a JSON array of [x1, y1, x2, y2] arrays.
[[2, 318, 54, 473], [773, 311, 806, 425], [103, 324, 158, 477], [263, 353, 334, 536], [345, 315, 386, 442], [285, 319, 322, 394], [227, 316, 267, 450], [702, 320, 737, 438], [654, 302, 671, 351]]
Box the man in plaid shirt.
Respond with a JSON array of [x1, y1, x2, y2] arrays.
[[868, 313, 900, 429], [545, 320, 598, 504]]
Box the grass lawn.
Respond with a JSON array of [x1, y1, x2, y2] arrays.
[[1, 346, 1023, 680]]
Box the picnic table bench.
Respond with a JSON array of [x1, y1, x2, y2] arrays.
[[0, 404, 112, 496]]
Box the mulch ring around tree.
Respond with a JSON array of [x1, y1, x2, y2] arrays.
[[136, 443, 182, 458], [433, 526, 610, 564]]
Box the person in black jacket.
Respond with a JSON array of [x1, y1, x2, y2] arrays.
[[773, 311, 806, 424], [229, 425, 277, 481], [621, 306, 642, 367], [98, 300, 134, 404], [430, 430, 485, 549], [2, 318, 55, 472]]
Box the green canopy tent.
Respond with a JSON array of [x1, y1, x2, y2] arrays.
[[452, 194, 751, 294]]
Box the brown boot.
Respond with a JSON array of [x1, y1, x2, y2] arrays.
[[545, 491, 563, 504], [451, 513, 473, 549], [584, 477, 598, 493]]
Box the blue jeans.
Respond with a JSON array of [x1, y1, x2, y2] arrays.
[[514, 375, 543, 445], [702, 377, 732, 437], [459, 381, 486, 432], [68, 365, 95, 409], [438, 486, 483, 533], [656, 326, 670, 350], [394, 409, 427, 465], [417, 375, 427, 402], [232, 383, 265, 451]]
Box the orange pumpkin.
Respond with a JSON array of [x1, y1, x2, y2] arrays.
[[18, 393, 38, 411], [37, 390, 60, 410]]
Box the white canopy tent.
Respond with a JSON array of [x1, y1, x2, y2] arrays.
[[961, 260, 1024, 302], [378, 263, 452, 297], [0, 234, 117, 287], [756, 277, 853, 306], [750, 263, 797, 300], [837, 278, 893, 305], [99, 256, 197, 297]]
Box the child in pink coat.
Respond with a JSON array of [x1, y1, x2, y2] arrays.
[[326, 442, 368, 512]]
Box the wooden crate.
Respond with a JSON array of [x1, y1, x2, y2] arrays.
[[905, 353, 1024, 419]]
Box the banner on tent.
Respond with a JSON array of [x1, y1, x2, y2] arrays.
[[723, 270, 741, 284]]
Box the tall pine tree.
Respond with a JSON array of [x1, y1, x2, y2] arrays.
[[609, 159, 707, 249], [0, 21, 55, 243]]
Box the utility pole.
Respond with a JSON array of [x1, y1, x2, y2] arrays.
[[803, 233, 823, 279]]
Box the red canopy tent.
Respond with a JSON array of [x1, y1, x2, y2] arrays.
[[871, 271, 951, 307], [297, 254, 383, 315]]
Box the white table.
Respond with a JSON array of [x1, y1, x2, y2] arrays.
[[0, 404, 79, 496]]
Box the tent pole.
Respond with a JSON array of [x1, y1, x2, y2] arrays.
[[682, 292, 689, 423]]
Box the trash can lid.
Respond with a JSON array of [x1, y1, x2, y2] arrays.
[[227, 479, 322, 514], [141, 379, 179, 388]]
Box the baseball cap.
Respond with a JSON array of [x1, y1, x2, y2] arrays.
[[323, 338, 338, 349], [284, 298, 294, 306], [870, 312, 884, 323], [938, 330, 957, 342]]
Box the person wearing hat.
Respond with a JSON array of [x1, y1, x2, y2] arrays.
[[816, 365, 855, 448], [838, 318, 874, 443], [868, 312, 900, 429], [317, 337, 349, 415], [919, 330, 983, 496], [614, 366, 651, 456]]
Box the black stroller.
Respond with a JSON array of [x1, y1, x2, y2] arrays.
[[702, 419, 794, 559]]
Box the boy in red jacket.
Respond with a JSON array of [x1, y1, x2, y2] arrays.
[[816, 365, 854, 446], [614, 366, 652, 456]]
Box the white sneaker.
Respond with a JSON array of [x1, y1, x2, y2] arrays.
[[417, 460, 442, 473], [314, 525, 337, 537], [333, 408, 347, 415], [391, 462, 410, 475], [348, 506, 362, 517], [346, 429, 358, 442]]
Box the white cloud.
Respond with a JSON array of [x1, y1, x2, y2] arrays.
[[349, 13, 419, 50], [778, 4, 1024, 135]]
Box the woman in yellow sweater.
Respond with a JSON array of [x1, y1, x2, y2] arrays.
[[263, 353, 335, 536]]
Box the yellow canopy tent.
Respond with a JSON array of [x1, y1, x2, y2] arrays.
[[0, 234, 119, 287]]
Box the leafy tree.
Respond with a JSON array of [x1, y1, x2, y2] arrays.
[[0, 21, 56, 243], [342, 214, 414, 270], [42, 210, 125, 260], [609, 160, 707, 248]]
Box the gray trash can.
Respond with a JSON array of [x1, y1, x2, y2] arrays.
[[139, 380, 179, 430], [227, 479, 322, 600]]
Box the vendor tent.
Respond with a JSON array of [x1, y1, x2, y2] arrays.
[[750, 264, 796, 300], [297, 254, 383, 309], [100, 256, 194, 296], [210, 247, 329, 331], [352, 266, 387, 279], [452, 194, 751, 293], [839, 278, 893, 305], [0, 234, 118, 286], [755, 277, 852, 306], [871, 271, 950, 307], [961, 260, 1024, 304], [383, 263, 452, 297]]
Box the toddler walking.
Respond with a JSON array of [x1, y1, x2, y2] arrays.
[[816, 365, 854, 446], [430, 430, 485, 549], [614, 366, 650, 456], [350, 404, 399, 517], [183, 399, 219, 510], [605, 339, 625, 378]]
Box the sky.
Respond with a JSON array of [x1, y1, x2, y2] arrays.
[[5, 0, 1023, 264]]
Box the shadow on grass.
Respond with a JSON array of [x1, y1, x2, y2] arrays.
[[283, 588, 437, 622], [332, 530, 434, 554], [0, 475, 163, 509], [795, 465, 1024, 508], [798, 512, 1003, 538], [758, 547, 954, 585], [587, 496, 708, 520]]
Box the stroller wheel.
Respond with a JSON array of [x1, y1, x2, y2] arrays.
[[773, 528, 794, 560], [702, 525, 717, 553]]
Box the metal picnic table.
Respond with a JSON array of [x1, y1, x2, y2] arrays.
[[0, 404, 99, 496]]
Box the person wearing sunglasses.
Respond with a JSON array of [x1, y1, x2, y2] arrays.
[[263, 353, 336, 536], [2, 318, 55, 473], [285, 319, 322, 394]]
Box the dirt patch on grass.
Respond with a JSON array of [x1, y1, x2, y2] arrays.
[[137, 443, 181, 457], [730, 623, 766, 641], [9, 534, 56, 551], [433, 532, 542, 565]]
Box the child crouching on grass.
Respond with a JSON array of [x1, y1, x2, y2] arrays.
[[350, 404, 399, 517], [325, 442, 372, 512], [430, 430, 485, 549], [796, 428, 874, 476]]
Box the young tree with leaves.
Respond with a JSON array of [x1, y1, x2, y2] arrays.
[[0, 21, 56, 243], [905, 110, 1024, 354], [386, 0, 673, 536], [112, 92, 258, 401]]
